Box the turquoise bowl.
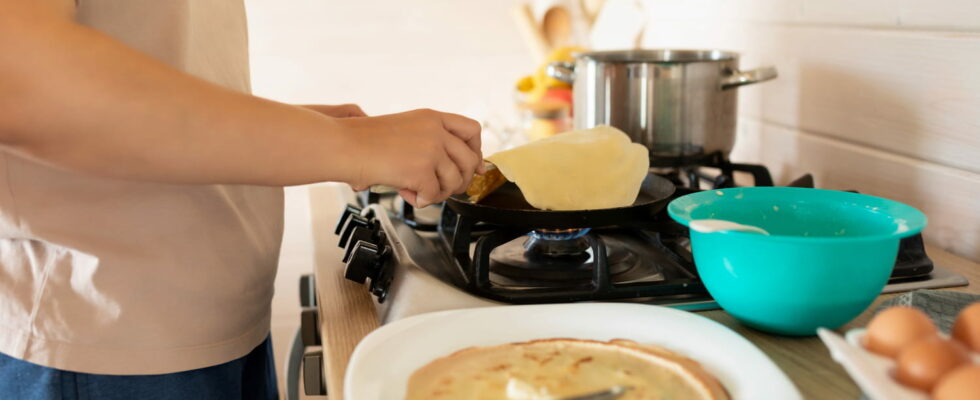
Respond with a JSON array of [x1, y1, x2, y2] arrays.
[[668, 187, 927, 336]]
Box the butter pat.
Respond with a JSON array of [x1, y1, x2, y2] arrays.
[[487, 125, 649, 211]]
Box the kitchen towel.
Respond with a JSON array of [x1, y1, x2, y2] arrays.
[[876, 289, 980, 333]]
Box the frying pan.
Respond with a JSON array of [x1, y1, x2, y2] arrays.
[[445, 172, 675, 229]]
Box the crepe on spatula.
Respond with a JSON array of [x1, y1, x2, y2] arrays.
[[485, 125, 649, 211]]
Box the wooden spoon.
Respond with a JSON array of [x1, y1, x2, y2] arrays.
[[542, 5, 573, 48]]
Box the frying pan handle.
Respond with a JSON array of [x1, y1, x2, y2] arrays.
[[720, 66, 778, 90], [546, 62, 576, 84]]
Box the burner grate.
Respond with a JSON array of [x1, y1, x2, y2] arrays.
[[436, 205, 707, 304]]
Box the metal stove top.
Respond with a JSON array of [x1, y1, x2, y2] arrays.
[[344, 201, 721, 324], [332, 161, 967, 322]]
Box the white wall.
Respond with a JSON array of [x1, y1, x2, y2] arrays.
[[246, 0, 532, 121], [637, 0, 980, 262]]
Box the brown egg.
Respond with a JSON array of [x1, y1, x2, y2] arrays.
[[864, 306, 938, 358], [952, 302, 980, 352], [894, 337, 970, 391], [933, 365, 980, 400]]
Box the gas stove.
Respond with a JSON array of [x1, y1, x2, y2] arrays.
[[331, 156, 964, 323]]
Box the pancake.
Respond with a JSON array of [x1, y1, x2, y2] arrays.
[[486, 125, 649, 211], [405, 338, 729, 400]]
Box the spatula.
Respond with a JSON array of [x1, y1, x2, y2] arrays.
[[465, 161, 506, 203]]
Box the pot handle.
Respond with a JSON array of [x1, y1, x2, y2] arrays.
[[546, 62, 576, 84], [720, 66, 778, 90]]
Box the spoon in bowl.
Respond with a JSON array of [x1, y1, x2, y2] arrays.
[[689, 219, 770, 235]]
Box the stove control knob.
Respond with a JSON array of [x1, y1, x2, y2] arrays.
[[344, 240, 384, 284], [337, 213, 371, 248], [343, 224, 382, 263], [335, 204, 363, 235], [302, 349, 326, 396]]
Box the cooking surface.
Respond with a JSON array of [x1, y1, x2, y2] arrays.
[[378, 204, 714, 310], [337, 155, 960, 309], [349, 196, 965, 321]]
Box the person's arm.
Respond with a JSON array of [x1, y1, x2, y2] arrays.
[[303, 104, 368, 118], [0, 1, 481, 207]]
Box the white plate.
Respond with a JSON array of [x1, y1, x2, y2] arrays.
[[345, 303, 801, 399]]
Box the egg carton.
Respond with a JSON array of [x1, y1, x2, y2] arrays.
[[818, 328, 980, 400]]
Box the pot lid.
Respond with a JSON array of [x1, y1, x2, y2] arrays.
[[577, 49, 738, 63]]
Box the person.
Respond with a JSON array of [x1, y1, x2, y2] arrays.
[[0, 1, 483, 398]]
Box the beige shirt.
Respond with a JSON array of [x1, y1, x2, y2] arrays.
[[0, 0, 284, 374]]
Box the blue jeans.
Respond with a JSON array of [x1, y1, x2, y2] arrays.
[[0, 336, 278, 400]]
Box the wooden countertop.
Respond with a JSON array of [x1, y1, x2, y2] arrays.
[[309, 185, 979, 400]]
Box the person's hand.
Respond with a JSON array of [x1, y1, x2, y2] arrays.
[[304, 104, 367, 118], [342, 109, 484, 208]]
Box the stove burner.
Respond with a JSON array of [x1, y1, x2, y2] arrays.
[[525, 228, 592, 257], [489, 232, 655, 286], [529, 228, 591, 240]]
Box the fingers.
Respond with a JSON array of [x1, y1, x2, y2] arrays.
[[406, 144, 475, 207], [402, 165, 454, 209], [435, 158, 463, 200], [357, 109, 482, 207], [398, 189, 418, 207], [444, 135, 481, 193], [414, 171, 442, 208], [439, 112, 483, 164]]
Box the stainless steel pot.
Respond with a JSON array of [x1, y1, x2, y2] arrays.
[[547, 49, 776, 164]]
